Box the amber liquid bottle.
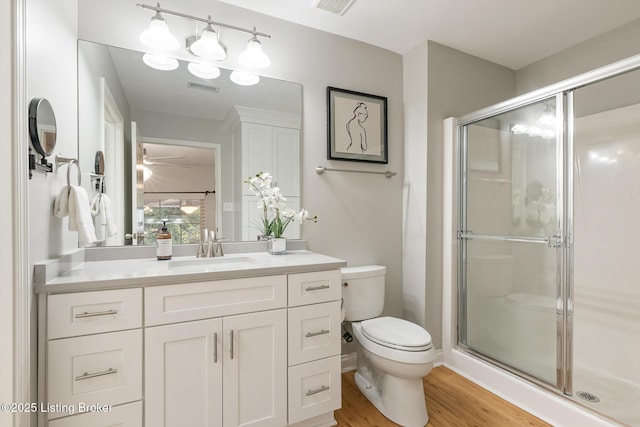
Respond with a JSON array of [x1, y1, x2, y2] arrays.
[[156, 220, 172, 260]]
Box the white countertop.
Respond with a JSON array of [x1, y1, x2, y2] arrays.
[[35, 250, 347, 294]]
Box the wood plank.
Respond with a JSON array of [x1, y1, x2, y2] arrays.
[[335, 366, 551, 426]]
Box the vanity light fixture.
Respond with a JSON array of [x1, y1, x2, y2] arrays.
[[238, 34, 271, 69], [139, 9, 180, 52], [229, 70, 260, 86], [187, 62, 221, 80], [142, 53, 179, 71], [137, 3, 271, 85], [189, 24, 226, 61]]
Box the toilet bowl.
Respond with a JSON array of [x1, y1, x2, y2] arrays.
[[342, 266, 435, 427]]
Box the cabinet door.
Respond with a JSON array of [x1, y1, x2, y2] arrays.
[[242, 123, 272, 194], [145, 319, 223, 427], [272, 127, 300, 196], [223, 309, 287, 427]]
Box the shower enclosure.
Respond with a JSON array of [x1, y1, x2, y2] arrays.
[[456, 59, 640, 426]]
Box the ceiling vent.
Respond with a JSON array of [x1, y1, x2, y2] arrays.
[[311, 0, 355, 16], [187, 82, 220, 93]]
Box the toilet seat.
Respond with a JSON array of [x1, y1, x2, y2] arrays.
[[361, 317, 432, 352]]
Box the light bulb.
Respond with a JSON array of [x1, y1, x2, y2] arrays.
[[142, 53, 179, 71], [190, 25, 226, 61], [139, 14, 180, 52], [238, 36, 270, 69], [230, 70, 260, 86], [188, 62, 221, 79]]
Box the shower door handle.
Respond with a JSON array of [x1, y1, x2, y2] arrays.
[[547, 234, 563, 248]]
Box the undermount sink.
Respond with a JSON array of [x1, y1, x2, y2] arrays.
[[167, 256, 258, 269]]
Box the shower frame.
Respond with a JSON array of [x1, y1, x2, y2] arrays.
[[453, 53, 640, 406]]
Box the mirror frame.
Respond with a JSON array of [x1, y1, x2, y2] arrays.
[[28, 97, 57, 157]]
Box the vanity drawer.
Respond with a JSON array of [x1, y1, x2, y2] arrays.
[[288, 270, 341, 307], [145, 275, 287, 326], [47, 329, 142, 420], [288, 301, 341, 366], [288, 356, 341, 424], [48, 401, 142, 427], [48, 289, 142, 339]]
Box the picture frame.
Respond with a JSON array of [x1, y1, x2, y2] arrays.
[[327, 86, 388, 163]]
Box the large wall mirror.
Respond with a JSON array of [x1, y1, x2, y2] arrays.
[[78, 40, 302, 246]]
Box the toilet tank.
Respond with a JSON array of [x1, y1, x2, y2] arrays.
[[341, 265, 386, 321]]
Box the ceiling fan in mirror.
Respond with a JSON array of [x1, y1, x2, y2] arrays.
[[142, 148, 190, 168]]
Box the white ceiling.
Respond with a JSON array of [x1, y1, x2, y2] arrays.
[[218, 0, 640, 70]]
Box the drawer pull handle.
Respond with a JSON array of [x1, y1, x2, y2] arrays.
[[74, 309, 118, 319], [305, 329, 330, 338], [75, 368, 118, 381], [305, 284, 330, 292], [306, 385, 330, 396], [214, 332, 218, 363]]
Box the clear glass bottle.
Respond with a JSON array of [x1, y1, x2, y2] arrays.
[[156, 220, 172, 260]]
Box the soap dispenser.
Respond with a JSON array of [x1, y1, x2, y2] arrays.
[[156, 220, 172, 260]]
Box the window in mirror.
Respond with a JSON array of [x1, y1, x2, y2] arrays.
[[143, 197, 204, 245]]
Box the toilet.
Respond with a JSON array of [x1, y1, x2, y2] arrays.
[[342, 265, 434, 427]]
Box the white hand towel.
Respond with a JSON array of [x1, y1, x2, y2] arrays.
[[102, 193, 118, 238], [53, 186, 70, 218], [90, 193, 106, 242], [90, 193, 117, 242], [68, 185, 97, 247]]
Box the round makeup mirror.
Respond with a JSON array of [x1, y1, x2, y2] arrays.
[[94, 150, 105, 175], [28, 98, 57, 157]]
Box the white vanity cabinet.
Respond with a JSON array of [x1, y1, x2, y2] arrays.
[[39, 260, 344, 427], [144, 275, 288, 427], [286, 271, 343, 425], [41, 288, 143, 427]]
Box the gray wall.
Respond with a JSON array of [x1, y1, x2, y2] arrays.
[[403, 41, 515, 350], [516, 17, 640, 94]]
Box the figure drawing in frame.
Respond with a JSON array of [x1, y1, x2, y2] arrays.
[[346, 102, 369, 153], [327, 86, 387, 164]]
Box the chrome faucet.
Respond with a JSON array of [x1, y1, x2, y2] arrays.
[[197, 228, 208, 258], [208, 230, 224, 257], [197, 228, 224, 258]]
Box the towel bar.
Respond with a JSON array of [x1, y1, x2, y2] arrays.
[[55, 154, 81, 188], [315, 166, 396, 179]]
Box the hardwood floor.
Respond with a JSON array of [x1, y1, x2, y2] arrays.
[[335, 366, 552, 426]]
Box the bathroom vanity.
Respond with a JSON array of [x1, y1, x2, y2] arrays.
[[34, 248, 346, 427]]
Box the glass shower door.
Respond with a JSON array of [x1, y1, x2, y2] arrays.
[[459, 95, 564, 386]]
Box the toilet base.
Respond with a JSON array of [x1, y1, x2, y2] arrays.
[[354, 370, 428, 427]]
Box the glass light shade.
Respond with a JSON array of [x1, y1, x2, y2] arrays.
[[180, 205, 199, 215], [190, 26, 226, 61], [142, 53, 179, 71], [139, 15, 180, 52], [188, 62, 221, 79], [137, 164, 153, 181], [229, 70, 260, 86], [238, 37, 271, 69]]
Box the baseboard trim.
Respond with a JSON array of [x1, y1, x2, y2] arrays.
[[341, 352, 357, 372]]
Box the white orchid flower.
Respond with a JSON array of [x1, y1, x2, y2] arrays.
[[282, 208, 296, 219]]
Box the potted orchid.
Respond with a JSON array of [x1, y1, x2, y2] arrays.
[[245, 172, 317, 253]]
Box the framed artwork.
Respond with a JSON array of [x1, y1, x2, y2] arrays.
[[327, 86, 388, 163]]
